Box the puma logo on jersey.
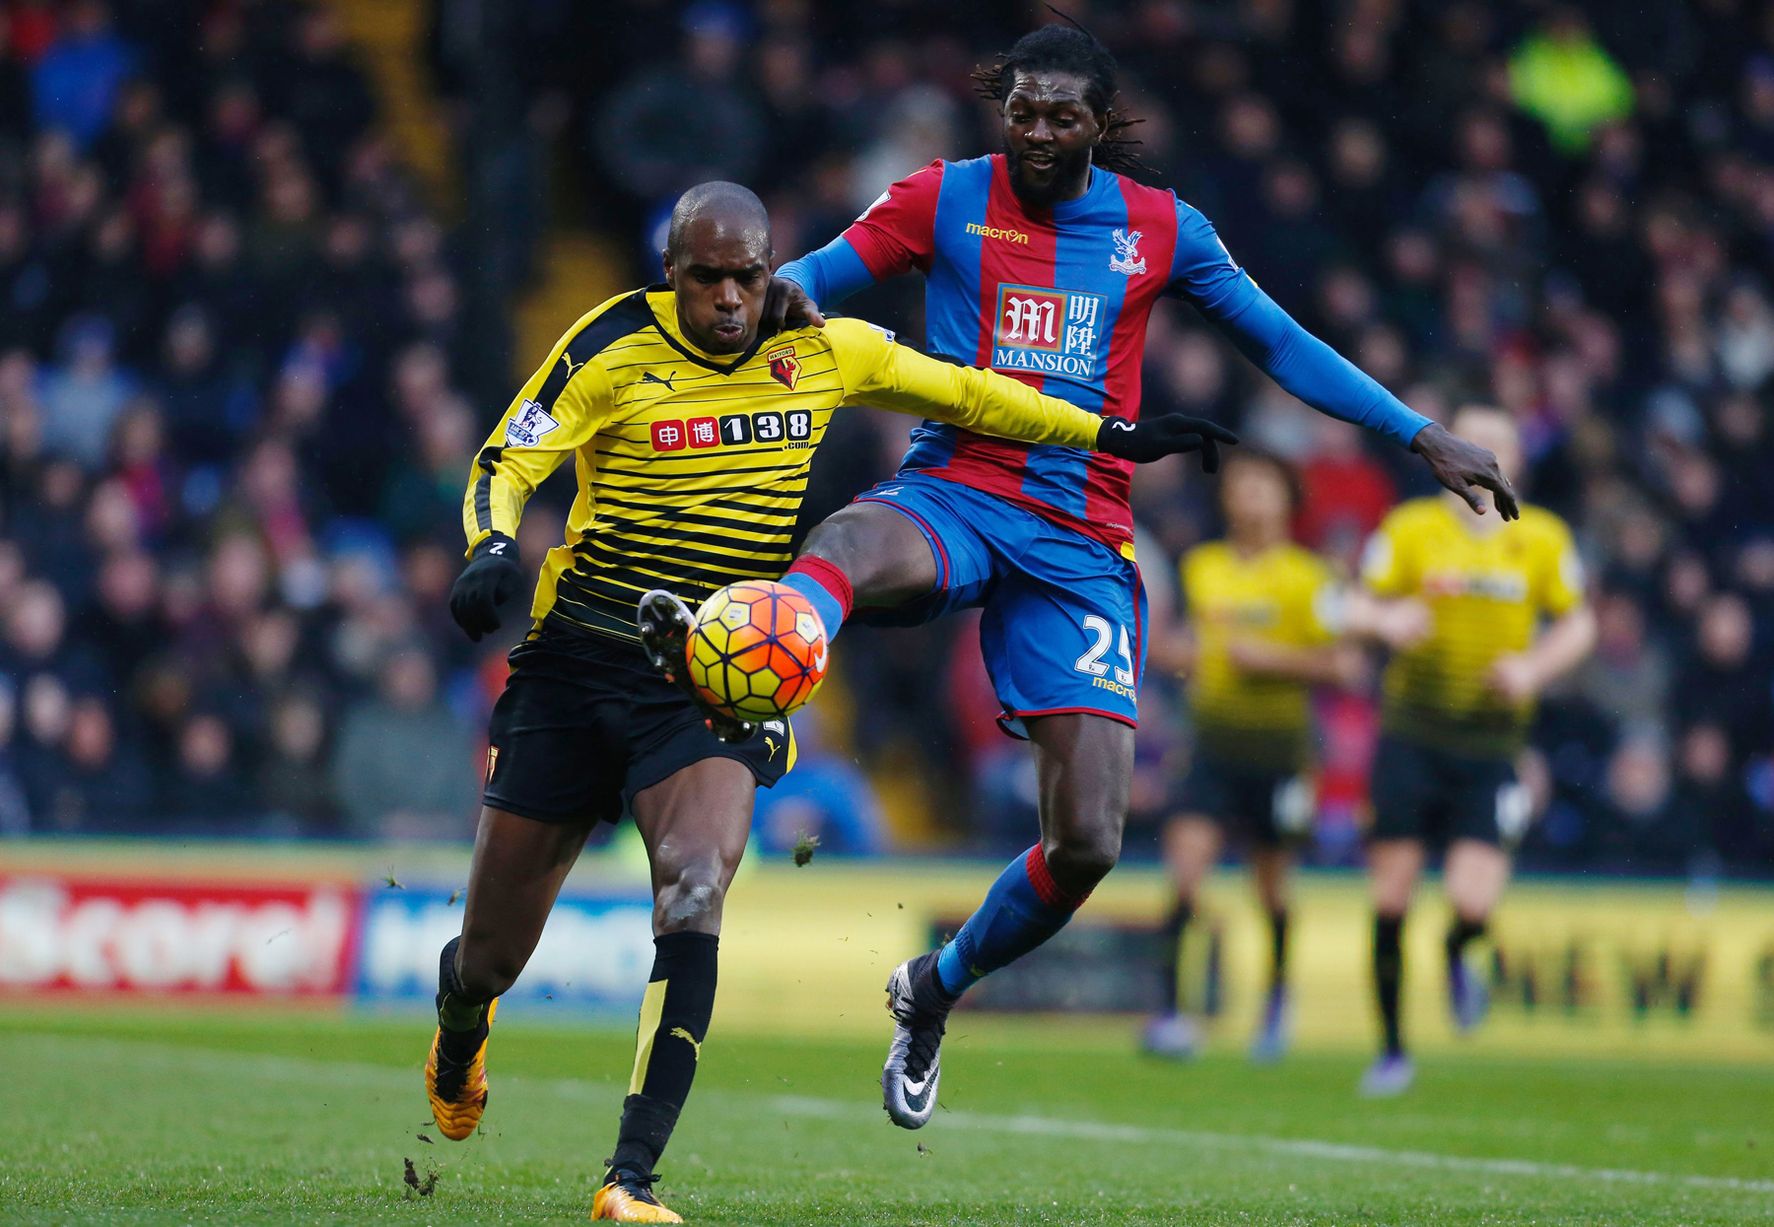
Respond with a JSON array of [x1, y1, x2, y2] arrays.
[[669, 1026, 701, 1060], [559, 352, 589, 379], [641, 370, 677, 391], [765, 736, 780, 760]]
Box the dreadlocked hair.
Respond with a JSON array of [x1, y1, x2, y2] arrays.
[[969, 15, 1151, 178]]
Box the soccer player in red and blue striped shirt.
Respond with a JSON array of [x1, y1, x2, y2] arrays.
[[768, 23, 1517, 1128]]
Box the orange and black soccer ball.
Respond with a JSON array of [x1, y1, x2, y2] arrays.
[[686, 580, 829, 722]]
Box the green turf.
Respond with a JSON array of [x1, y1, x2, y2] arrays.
[[3, 1011, 1771, 1225]]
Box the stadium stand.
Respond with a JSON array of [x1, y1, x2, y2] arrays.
[[0, 0, 1770, 880]]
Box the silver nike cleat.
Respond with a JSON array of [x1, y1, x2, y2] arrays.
[[882, 951, 951, 1129]]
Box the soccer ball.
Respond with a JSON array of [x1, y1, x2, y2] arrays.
[[685, 580, 829, 722]]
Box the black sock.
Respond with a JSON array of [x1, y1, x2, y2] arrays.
[[1374, 914, 1404, 1057], [1159, 899, 1193, 1013], [1268, 908, 1290, 992], [607, 932, 719, 1177], [435, 936, 489, 1035], [1445, 916, 1486, 965]]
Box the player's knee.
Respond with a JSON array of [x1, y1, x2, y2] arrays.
[[799, 516, 867, 579], [1045, 823, 1122, 887], [653, 856, 729, 934], [800, 504, 931, 602], [455, 938, 524, 1001]]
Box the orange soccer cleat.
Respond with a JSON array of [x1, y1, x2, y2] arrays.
[[424, 998, 497, 1141], [590, 1170, 684, 1223]]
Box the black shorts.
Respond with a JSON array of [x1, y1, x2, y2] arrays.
[[1367, 734, 1527, 849], [1172, 755, 1314, 846], [483, 629, 790, 825]]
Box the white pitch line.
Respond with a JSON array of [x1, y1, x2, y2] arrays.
[[21, 1034, 1774, 1198], [765, 1094, 1774, 1197]]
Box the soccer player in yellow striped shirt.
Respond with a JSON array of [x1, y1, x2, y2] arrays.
[[1348, 405, 1595, 1097], [1144, 450, 1362, 1063], [420, 182, 1233, 1222]]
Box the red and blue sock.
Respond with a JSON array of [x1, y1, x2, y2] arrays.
[[935, 845, 1088, 998], [780, 556, 853, 642]]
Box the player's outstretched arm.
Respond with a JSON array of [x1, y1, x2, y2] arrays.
[[1212, 290, 1516, 516], [1168, 204, 1515, 516], [829, 318, 1237, 467]]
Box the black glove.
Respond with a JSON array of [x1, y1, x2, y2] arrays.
[[1096, 414, 1240, 472], [449, 534, 524, 642]]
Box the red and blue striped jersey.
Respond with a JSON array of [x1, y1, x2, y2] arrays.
[[780, 153, 1428, 556], [844, 154, 1183, 553]]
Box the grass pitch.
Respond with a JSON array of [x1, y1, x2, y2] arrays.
[[4, 1009, 1771, 1225]]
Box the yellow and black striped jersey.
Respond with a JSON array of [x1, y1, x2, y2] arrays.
[[1361, 497, 1585, 754], [464, 287, 1106, 641], [1181, 541, 1339, 770]]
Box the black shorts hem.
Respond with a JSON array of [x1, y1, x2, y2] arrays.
[[480, 791, 605, 826], [620, 745, 782, 810]]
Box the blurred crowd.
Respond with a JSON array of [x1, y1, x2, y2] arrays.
[[0, 0, 489, 838], [3, 0, 1772, 877]]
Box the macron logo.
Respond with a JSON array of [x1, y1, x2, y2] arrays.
[[966, 222, 1029, 245]]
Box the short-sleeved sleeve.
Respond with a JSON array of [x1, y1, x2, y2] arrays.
[[1535, 515, 1585, 616], [1360, 512, 1414, 599], [840, 160, 944, 280], [1297, 555, 1344, 644]]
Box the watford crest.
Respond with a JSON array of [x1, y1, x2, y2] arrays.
[[768, 346, 800, 390]]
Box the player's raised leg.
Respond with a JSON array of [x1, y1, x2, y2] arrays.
[[592, 757, 753, 1224], [1144, 813, 1220, 1059], [782, 499, 941, 640], [428, 805, 593, 1139], [637, 501, 934, 738], [1443, 837, 1510, 1033], [1363, 837, 1424, 1096]]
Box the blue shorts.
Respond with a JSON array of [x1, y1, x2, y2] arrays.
[[854, 473, 1147, 736]]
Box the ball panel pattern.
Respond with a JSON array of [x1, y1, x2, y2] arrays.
[[685, 580, 831, 722]]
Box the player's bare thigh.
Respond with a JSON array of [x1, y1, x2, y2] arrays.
[[798, 501, 938, 606], [629, 756, 756, 936]]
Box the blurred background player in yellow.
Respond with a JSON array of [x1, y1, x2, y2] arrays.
[[1143, 450, 1361, 1063], [1348, 405, 1596, 1096]]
